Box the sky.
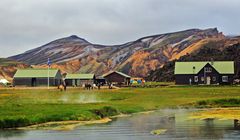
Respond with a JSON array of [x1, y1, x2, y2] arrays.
[[0, 0, 240, 57]]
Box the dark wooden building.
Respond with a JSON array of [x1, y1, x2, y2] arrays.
[[13, 69, 62, 87], [174, 61, 235, 85], [103, 71, 131, 86], [65, 74, 96, 87], [95, 76, 106, 86]]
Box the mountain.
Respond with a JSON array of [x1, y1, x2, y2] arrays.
[[147, 37, 240, 81], [9, 28, 224, 77], [0, 58, 29, 81]]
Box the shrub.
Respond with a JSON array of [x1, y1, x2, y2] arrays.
[[0, 117, 30, 129], [91, 106, 119, 118], [197, 100, 208, 106], [196, 98, 240, 107]]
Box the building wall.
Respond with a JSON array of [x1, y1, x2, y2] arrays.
[[65, 79, 95, 87], [219, 74, 234, 85], [175, 74, 194, 85], [176, 74, 234, 85], [13, 78, 61, 87], [13, 78, 32, 86], [80, 80, 95, 86], [65, 79, 74, 86]]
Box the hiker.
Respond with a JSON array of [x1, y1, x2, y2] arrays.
[[63, 83, 67, 91], [97, 83, 101, 90], [108, 83, 112, 89], [189, 78, 192, 85]]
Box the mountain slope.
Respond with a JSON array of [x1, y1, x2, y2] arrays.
[[147, 37, 240, 81], [0, 58, 29, 81], [10, 28, 224, 77]]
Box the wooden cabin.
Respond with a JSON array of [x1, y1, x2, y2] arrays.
[[13, 69, 62, 87], [174, 61, 235, 85], [95, 76, 106, 86], [65, 74, 96, 87], [103, 71, 131, 86]]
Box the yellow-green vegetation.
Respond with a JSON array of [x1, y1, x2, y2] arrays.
[[19, 118, 112, 131], [190, 109, 240, 120], [0, 86, 240, 129], [131, 82, 174, 88], [150, 129, 167, 135]]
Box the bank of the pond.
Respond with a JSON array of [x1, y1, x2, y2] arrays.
[[17, 118, 112, 131], [0, 86, 240, 129], [16, 110, 157, 131], [190, 108, 240, 120]]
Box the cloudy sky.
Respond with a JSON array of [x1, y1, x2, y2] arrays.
[[0, 0, 240, 57]]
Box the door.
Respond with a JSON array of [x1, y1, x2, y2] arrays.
[[76, 80, 80, 86], [206, 77, 211, 85], [72, 80, 76, 87], [31, 78, 37, 87]]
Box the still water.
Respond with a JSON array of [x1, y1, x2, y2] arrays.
[[0, 109, 240, 140]]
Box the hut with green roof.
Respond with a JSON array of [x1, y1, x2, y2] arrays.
[[174, 61, 235, 85], [13, 68, 62, 87], [64, 73, 96, 87]]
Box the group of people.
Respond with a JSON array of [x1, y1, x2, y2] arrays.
[[130, 78, 145, 85]]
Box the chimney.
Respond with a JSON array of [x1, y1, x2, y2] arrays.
[[210, 58, 214, 65]]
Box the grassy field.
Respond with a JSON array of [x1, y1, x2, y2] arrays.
[[0, 86, 240, 128]]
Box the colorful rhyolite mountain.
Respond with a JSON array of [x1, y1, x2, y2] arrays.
[[0, 58, 29, 81], [9, 28, 232, 77]]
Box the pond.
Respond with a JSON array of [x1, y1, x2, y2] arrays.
[[1, 109, 240, 140]]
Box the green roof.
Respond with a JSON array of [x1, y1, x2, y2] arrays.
[[174, 61, 234, 74], [14, 69, 60, 78], [103, 71, 131, 78], [65, 74, 95, 79]]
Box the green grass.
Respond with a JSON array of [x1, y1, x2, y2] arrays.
[[0, 86, 240, 128]]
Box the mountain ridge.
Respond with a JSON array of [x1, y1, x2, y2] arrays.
[[9, 28, 226, 77]]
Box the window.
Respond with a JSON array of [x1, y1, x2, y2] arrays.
[[205, 67, 212, 73], [212, 76, 216, 82], [201, 77, 204, 81], [222, 76, 228, 82], [194, 76, 198, 82]]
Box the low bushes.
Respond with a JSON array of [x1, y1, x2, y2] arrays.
[[0, 117, 30, 129], [0, 112, 98, 129], [196, 98, 240, 107], [91, 106, 119, 118]]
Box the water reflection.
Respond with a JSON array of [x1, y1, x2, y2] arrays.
[[0, 109, 240, 140], [0, 130, 25, 139], [234, 119, 240, 130]]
